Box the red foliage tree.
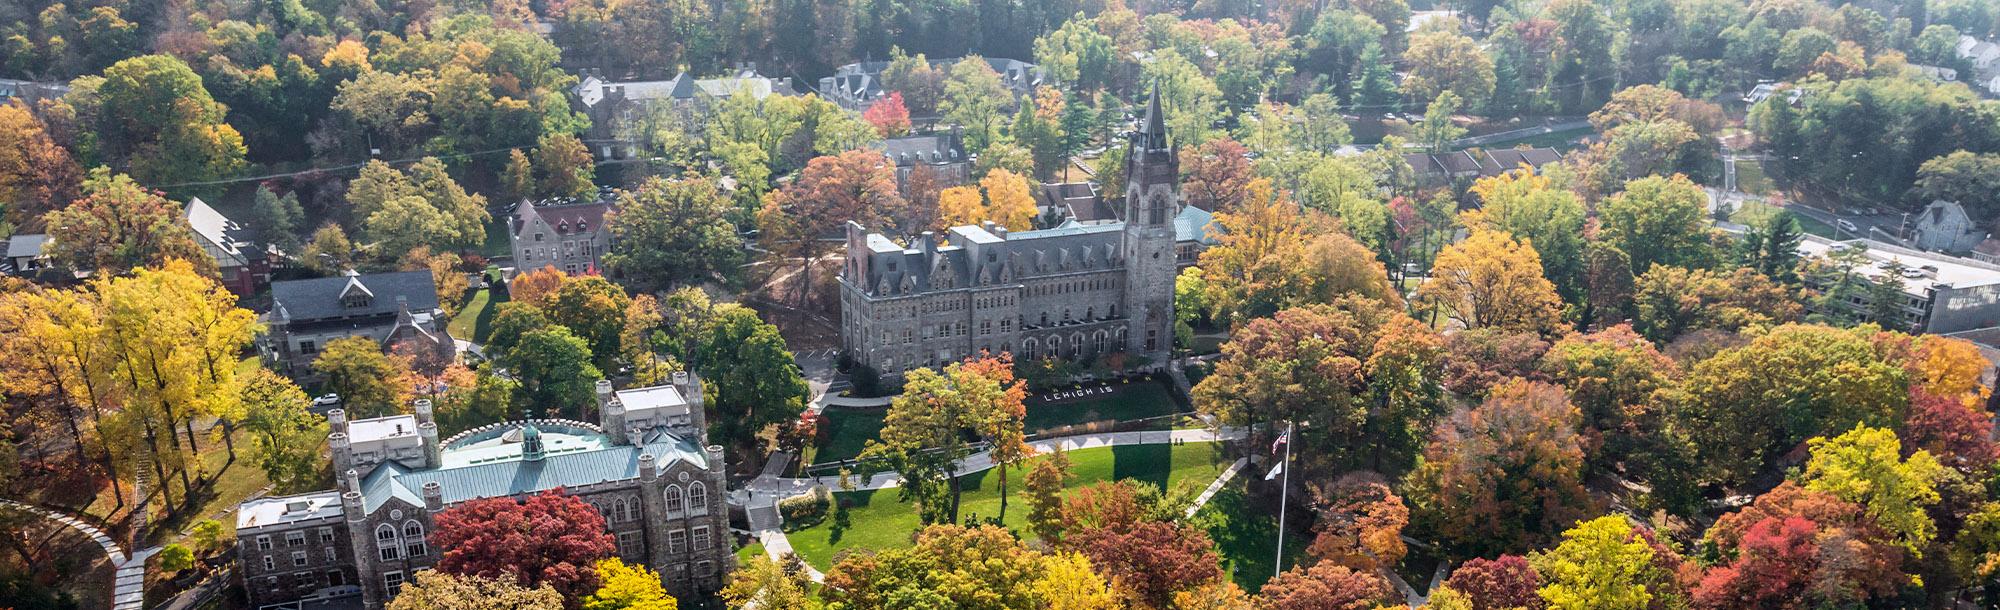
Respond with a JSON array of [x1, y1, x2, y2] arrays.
[[1179, 137, 1256, 213], [1903, 388, 2000, 474], [1305, 472, 1409, 572], [1441, 555, 1544, 610], [863, 92, 913, 138], [1694, 482, 1903, 608], [430, 489, 615, 601], [1691, 516, 1818, 608], [1059, 480, 1148, 533], [1405, 379, 1593, 556], [1255, 562, 1394, 610], [1063, 520, 1223, 608]]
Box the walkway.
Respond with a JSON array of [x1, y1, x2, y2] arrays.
[[0, 499, 153, 610], [740, 427, 1246, 583]]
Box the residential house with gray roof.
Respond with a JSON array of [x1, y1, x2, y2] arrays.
[[261, 271, 455, 376], [186, 197, 271, 296], [819, 57, 1045, 112], [571, 68, 799, 159]]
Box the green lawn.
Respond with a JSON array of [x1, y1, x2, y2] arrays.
[[448, 286, 506, 345], [1190, 476, 1308, 590], [785, 441, 1230, 569], [1735, 157, 1776, 195], [809, 380, 1189, 466], [736, 541, 766, 565], [1732, 199, 1836, 238]]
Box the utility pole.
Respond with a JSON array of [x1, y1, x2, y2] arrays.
[[1274, 420, 1293, 580]]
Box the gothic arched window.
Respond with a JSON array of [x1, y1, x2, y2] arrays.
[[688, 483, 710, 517], [665, 485, 686, 518]]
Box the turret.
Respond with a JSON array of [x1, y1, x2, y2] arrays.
[[520, 424, 546, 461], [636, 453, 673, 574], [413, 399, 440, 469], [339, 469, 379, 609], [597, 379, 627, 446], [422, 481, 444, 514], [329, 432, 352, 476], [673, 371, 707, 434], [706, 445, 726, 476]]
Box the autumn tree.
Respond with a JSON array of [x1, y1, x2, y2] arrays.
[[65, 54, 247, 197], [1401, 31, 1496, 109], [756, 150, 901, 308], [239, 368, 328, 493], [979, 168, 1039, 231], [1693, 482, 1904, 608], [545, 276, 631, 370], [314, 337, 411, 419], [1903, 389, 1999, 475], [1404, 380, 1593, 556], [1672, 324, 1908, 485], [1196, 189, 1400, 326], [1035, 551, 1119, 610], [1417, 229, 1565, 336], [1442, 555, 1544, 610], [386, 571, 563, 610], [1255, 562, 1394, 610], [44, 169, 213, 275], [500, 327, 602, 419], [1062, 518, 1224, 608], [349, 158, 491, 254], [0, 102, 81, 224], [693, 304, 808, 461], [1463, 169, 1586, 297], [1305, 473, 1409, 573], [1597, 175, 1716, 275], [301, 224, 358, 274], [936, 185, 987, 230], [1181, 138, 1256, 213], [821, 524, 1051, 609], [1632, 266, 1802, 344], [1530, 517, 1686, 610], [533, 132, 596, 199], [721, 555, 814, 609], [1025, 448, 1073, 543], [583, 558, 676, 610], [1802, 426, 1944, 552], [862, 92, 912, 138], [508, 267, 571, 308], [432, 489, 615, 600], [864, 356, 1023, 524]]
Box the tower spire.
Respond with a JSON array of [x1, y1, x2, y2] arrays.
[[1138, 81, 1168, 152]]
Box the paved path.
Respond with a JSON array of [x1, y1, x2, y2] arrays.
[[0, 499, 153, 610], [1183, 457, 1248, 519]]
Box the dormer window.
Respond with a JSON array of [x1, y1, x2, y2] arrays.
[[341, 293, 371, 308]]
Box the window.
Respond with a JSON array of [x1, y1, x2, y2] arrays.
[[326, 570, 345, 587], [256, 536, 273, 551], [286, 531, 306, 547], [668, 529, 687, 554], [664, 485, 686, 518], [688, 483, 709, 516], [318, 527, 334, 543], [1000, 319, 1011, 333], [693, 526, 712, 550], [376, 524, 400, 561], [402, 521, 426, 558], [324, 547, 338, 562], [383, 571, 405, 597], [617, 532, 640, 557], [535, 233, 545, 242], [980, 320, 992, 335], [298, 341, 316, 355], [262, 556, 275, 571], [903, 329, 913, 344], [292, 551, 309, 567], [697, 561, 717, 578]]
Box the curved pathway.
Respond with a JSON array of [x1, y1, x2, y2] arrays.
[[0, 499, 152, 610], [740, 427, 1246, 583]]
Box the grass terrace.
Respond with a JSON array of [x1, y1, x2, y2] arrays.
[[785, 441, 1230, 570], [806, 379, 1189, 466]]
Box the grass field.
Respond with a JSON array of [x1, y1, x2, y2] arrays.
[[1190, 477, 1309, 590], [808, 380, 1188, 465], [448, 285, 506, 344], [785, 441, 1230, 569], [1735, 158, 1776, 195], [1732, 199, 1837, 238]]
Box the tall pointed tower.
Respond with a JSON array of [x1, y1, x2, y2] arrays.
[[1121, 85, 1180, 366]]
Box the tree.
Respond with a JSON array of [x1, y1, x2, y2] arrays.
[[250, 187, 306, 253], [1305, 473, 1409, 573], [508, 267, 571, 308], [1582, 243, 1637, 327], [862, 92, 912, 138], [1013, 88, 1068, 180], [1674, 324, 1908, 485], [881, 51, 948, 115], [432, 489, 615, 600], [1025, 448, 1073, 543], [603, 177, 743, 291], [1415, 91, 1466, 153], [1801, 425, 1944, 552], [822, 524, 1049, 609], [314, 337, 410, 419], [158, 544, 194, 573], [1401, 31, 1496, 109], [301, 224, 358, 274], [1903, 389, 1999, 475], [1529, 517, 1685, 610], [1181, 138, 1256, 213], [722, 555, 815, 609], [386, 571, 564, 610], [1737, 211, 1803, 284], [1034, 19, 1117, 92], [239, 368, 327, 493], [502, 148, 535, 202], [545, 276, 631, 370], [534, 132, 596, 199], [501, 327, 602, 419], [1694, 482, 1903, 608], [692, 304, 807, 460], [1255, 562, 1394, 610], [1599, 175, 1715, 275], [351, 158, 490, 254], [1915, 151, 2000, 224], [1418, 230, 1564, 336], [1196, 190, 1400, 326], [941, 56, 1010, 154], [1302, 10, 1387, 100], [1404, 380, 1592, 556], [864, 357, 1022, 524], [584, 558, 677, 610], [74, 54, 247, 196], [937, 186, 987, 230], [44, 169, 212, 275], [1632, 266, 1801, 343], [1463, 169, 1587, 297], [1144, 50, 1225, 145], [980, 169, 1038, 231], [1540, 325, 1677, 465], [1063, 519, 1223, 608], [757, 150, 901, 308], [1442, 555, 1544, 610], [0, 102, 81, 224], [1035, 552, 1119, 610]]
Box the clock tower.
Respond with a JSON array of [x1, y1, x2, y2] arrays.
[[1121, 84, 1180, 366]]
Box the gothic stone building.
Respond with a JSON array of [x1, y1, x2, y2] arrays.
[[838, 92, 1214, 376], [509, 192, 615, 277], [235, 373, 730, 609]]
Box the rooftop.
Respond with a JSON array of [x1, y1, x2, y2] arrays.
[[360, 420, 708, 512], [614, 384, 692, 414], [1798, 235, 2000, 297], [349, 415, 419, 443], [237, 492, 341, 530], [271, 271, 440, 323]]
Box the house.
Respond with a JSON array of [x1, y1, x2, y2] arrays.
[[878, 130, 973, 192], [186, 197, 271, 296], [570, 68, 798, 159], [1973, 238, 2000, 264], [1477, 148, 1566, 177], [819, 57, 1045, 112], [236, 373, 731, 609], [509, 191, 614, 277], [262, 271, 456, 376], [1034, 182, 1111, 225], [0, 79, 69, 104], [1911, 200, 1988, 254], [1913, 64, 1960, 83], [1742, 82, 1808, 106], [1959, 35, 2000, 72], [1401, 147, 1564, 185], [3, 233, 49, 274]]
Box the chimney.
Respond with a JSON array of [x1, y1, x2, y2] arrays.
[[920, 231, 937, 256], [422, 481, 444, 513], [327, 408, 349, 435], [706, 445, 726, 475], [340, 468, 362, 494], [638, 454, 659, 483], [417, 421, 440, 470]]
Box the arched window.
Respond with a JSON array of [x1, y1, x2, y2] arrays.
[[688, 483, 710, 517], [665, 485, 686, 518], [1071, 333, 1085, 357], [1048, 336, 1062, 357], [402, 521, 427, 557], [1024, 338, 1039, 360], [1086, 307, 1094, 320], [1095, 331, 1107, 354], [375, 524, 400, 561]]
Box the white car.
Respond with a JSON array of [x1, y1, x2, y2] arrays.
[[1838, 219, 1860, 233]]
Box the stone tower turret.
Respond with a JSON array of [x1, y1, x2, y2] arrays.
[[596, 379, 627, 445], [413, 399, 440, 469], [1121, 83, 1180, 366], [339, 469, 379, 609], [328, 409, 352, 474]]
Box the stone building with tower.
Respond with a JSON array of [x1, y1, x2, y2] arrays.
[[233, 373, 731, 609], [837, 89, 1215, 377]]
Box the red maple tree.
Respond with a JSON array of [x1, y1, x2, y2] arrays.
[[1255, 561, 1395, 610], [1063, 519, 1223, 608], [863, 92, 912, 138], [1903, 388, 2000, 474], [430, 489, 615, 601], [1442, 555, 1544, 610]]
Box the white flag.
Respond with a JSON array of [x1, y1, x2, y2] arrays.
[[1264, 461, 1285, 481]]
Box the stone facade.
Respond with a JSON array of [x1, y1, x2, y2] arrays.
[[236, 373, 731, 609], [838, 90, 1212, 377], [509, 193, 615, 277]]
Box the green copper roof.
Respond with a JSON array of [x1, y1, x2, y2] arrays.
[[361, 423, 705, 512]]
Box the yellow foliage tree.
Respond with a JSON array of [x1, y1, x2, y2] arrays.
[[1034, 552, 1119, 610], [1417, 229, 1565, 336], [583, 558, 677, 610], [937, 185, 986, 230], [508, 266, 570, 308], [981, 168, 1039, 231]]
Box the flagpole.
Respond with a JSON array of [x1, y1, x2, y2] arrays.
[[1275, 419, 1292, 579]]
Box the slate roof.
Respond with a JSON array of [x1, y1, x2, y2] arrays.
[[185, 197, 263, 267], [6, 234, 48, 259], [271, 271, 440, 323], [514, 194, 614, 236], [359, 423, 708, 512], [880, 133, 967, 167], [572, 70, 796, 108]]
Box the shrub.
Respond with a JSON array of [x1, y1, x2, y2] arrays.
[[779, 487, 831, 529]]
